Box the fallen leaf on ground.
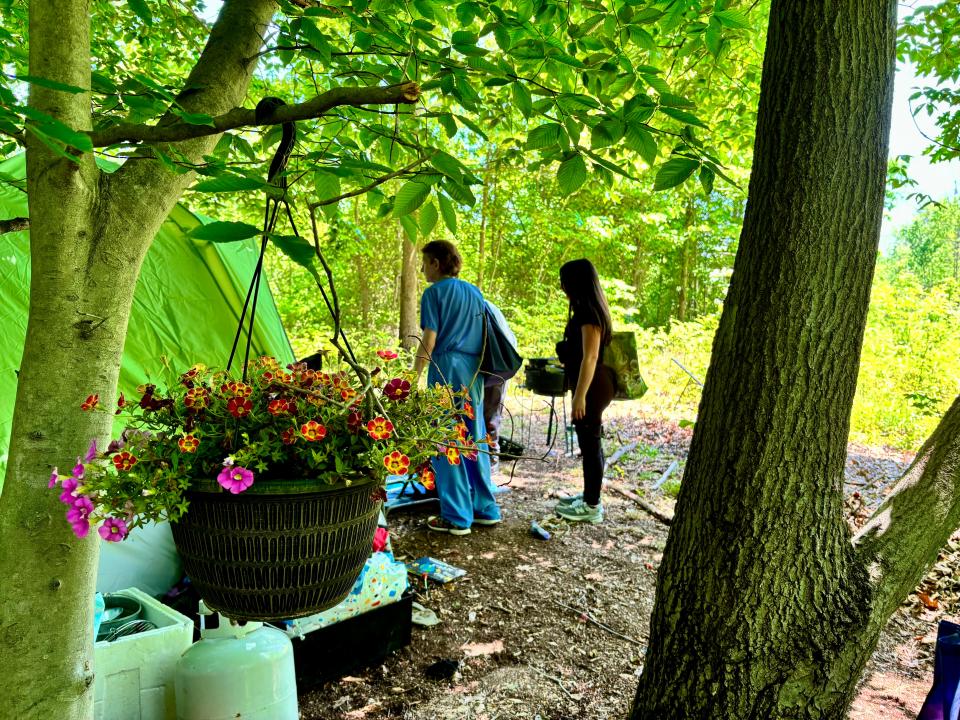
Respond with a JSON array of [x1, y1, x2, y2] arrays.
[[461, 639, 505, 657], [918, 592, 939, 610]]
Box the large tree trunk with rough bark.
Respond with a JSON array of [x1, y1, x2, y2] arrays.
[[631, 1, 897, 718], [0, 2, 275, 717]]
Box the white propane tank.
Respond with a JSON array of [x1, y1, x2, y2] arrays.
[[175, 602, 298, 719]]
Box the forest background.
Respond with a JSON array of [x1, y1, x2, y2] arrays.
[[167, 0, 960, 453]]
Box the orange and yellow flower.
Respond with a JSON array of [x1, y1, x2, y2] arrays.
[[455, 422, 469, 441], [300, 420, 327, 441], [418, 464, 436, 490], [267, 397, 296, 416], [178, 434, 200, 453], [367, 417, 394, 441], [377, 349, 399, 361], [445, 446, 462, 466], [383, 451, 410, 474], [226, 396, 253, 418], [184, 387, 209, 409], [220, 381, 252, 398], [80, 394, 99, 411], [113, 451, 138, 471], [181, 364, 206, 381], [281, 427, 298, 445], [462, 401, 475, 420]]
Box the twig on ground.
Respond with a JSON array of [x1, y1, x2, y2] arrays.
[[530, 665, 577, 701], [652, 459, 680, 490], [555, 601, 645, 646], [607, 481, 674, 525], [605, 442, 638, 470]]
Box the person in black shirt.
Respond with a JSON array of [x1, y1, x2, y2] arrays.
[[554, 258, 616, 523]]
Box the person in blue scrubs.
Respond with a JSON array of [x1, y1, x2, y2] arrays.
[[413, 240, 501, 536]]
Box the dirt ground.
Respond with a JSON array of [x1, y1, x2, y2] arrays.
[[298, 402, 946, 720]]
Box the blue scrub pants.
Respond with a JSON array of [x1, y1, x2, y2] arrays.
[[428, 350, 501, 528]]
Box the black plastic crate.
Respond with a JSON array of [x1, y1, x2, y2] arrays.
[[292, 590, 414, 687]]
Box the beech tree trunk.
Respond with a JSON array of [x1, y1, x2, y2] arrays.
[[631, 1, 897, 718], [0, 2, 276, 717], [398, 225, 419, 350]]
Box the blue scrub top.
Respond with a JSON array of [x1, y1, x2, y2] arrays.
[[420, 277, 485, 358]]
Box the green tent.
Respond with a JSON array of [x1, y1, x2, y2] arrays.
[[0, 154, 295, 485]]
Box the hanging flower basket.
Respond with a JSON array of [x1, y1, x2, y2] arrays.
[[50, 354, 479, 621], [171, 476, 381, 621]]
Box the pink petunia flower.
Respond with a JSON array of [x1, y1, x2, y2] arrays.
[[66, 496, 94, 539], [217, 465, 254, 494], [84, 439, 98, 462], [59, 478, 79, 505], [72, 460, 85, 480], [372, 527, 389, 552], [98, 517, 129, 542], [48, 467, 59, 488]]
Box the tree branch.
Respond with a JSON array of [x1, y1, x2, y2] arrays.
[[308, 156, 428, 209], [854, 394, 960, 625], [0, 217, 29, 234], [89, 82, 421, 147]]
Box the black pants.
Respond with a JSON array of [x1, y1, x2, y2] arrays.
[[573, 365, 615, 506]]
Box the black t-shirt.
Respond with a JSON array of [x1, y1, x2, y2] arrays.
[[559, 307, 606, 391]]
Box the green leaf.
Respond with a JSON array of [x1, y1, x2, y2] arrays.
[[660, 106, 708, 129], [454, 114, 488, 140], [625, 124, 658, 166], [190, 221, 262, 242], [192, 175, 265, 192], [270, 234, 316, 269], [713, 9, 751, 29], [441, 177, 477, 207], [22, 115, 92, 153], [556, 93, 601, 113], [653, 157, 700, 191], [399, 214, 419, 241], [14, 75, 86, 95], [300, 19, 332, 61], [429, 150, 464, 181], [438, 113, 458, 138], [176, 111, 216, 126], [556, 153, 587, 195], [437, 193, 457, 235], [525, 123, 563, 150], [659, 92, 696, 109], [493, 24, 511, 50], [641, 73, 671, 94], [314, 170, 342, 203], [705, 17, 723, 58], [512, 82, 533, 118], [452, 30, 478, 45], [393, 180, 432, 217], [24, 126, 81, 164], [419, 200, 439, 236], [699, 165, 716, 196], [591, 118, 624, 148], [127, 0, 152, 25]]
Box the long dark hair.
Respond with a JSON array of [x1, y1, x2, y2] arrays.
[[560, 258, 612, 345]]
